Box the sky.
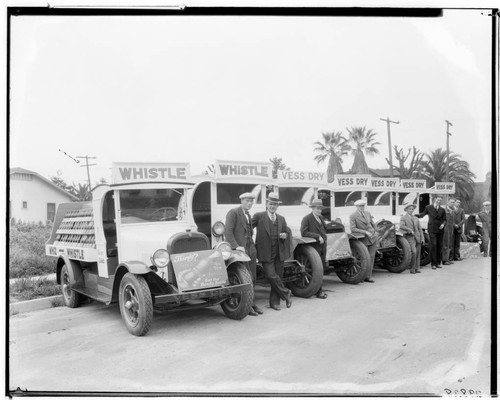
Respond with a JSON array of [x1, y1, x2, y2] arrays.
[[9, 7, 493, 187]]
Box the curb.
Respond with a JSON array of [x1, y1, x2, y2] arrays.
[[10, 295, 63, 315]]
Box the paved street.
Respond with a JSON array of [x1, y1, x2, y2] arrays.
[[9, 257, 492, 396]]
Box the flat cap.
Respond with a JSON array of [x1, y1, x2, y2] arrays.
[[239, 192, 255, 200], [354, 199, 367, 206], [483, 201, 491, 206]]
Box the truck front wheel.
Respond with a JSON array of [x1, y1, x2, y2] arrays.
[[221, 263, 253, 320], [336, 239, 369, 284], [288, 245, 323, 298], [384, 236, 411, 273], [60, 264, 82, 308], [118, 273, 153, 336]]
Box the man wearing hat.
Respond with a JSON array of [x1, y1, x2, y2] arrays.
[[416, 195, 446, 269], [252, 192, 293, 311], [442, 197, 456, 265], [225, 192, 262, 316], [453, 199, 466, 261], [400, 203, 425, 274], [349, 199, 378, 283], [477, 201, 491, 257], [300, 198, 328, 299]]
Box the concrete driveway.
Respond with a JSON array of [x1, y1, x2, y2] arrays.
[[9, 257, 492, 396]]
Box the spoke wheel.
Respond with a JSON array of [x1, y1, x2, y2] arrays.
[[288, 245, 323, 298], [384, 236, 411, 273], [336, 239, 369, 284]]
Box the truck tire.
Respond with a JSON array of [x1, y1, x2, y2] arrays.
[[118, 273, 153, 336], [336, 239, 369, 284], [420, 232, 431, 266], [60, 264, 82, 308], [288, 245, 323, 298], [221, 263, 253, 320], [384, 235, 411, 273]]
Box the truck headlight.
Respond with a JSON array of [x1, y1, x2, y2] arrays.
[[214, 242, 232, 260], [212, 221, 225, 237], [151, 249, 170, 268]]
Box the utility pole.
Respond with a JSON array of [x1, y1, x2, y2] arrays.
[[445, 120, 453, 182], [380, 117, 400, 215], [380, 117, 400, 178], [76, 155, 97, 193]]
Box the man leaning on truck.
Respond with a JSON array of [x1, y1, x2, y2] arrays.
[[224, 192, 263, 316]]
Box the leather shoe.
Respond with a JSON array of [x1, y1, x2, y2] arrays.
[[270, 304, 281, 311], [436, 265, 443, 268], [410, 270, 416, 274], [248, 309, 258, 316], [454, 258, 462, 261], [285, 290, 292, 308], [364, 278, 375, 283], [431, 265, 436, 269], [442, 262, 451, 265], [415, 270, 421, 273], [253, 305, 264, 315], [316, 290, 328, 299]]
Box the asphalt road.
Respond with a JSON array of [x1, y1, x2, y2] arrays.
[[9, 257, 492, 396]]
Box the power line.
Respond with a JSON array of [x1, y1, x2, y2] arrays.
[[76, 155, 97, 193]]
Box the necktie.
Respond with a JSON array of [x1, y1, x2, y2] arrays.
[[270, 213, 276, 222], [245, 211, 252, 229]]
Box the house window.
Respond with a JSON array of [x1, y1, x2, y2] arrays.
[[22, 201, 28, 209], [47, 203, 56, 222]]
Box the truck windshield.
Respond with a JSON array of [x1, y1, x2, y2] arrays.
[[216, 183, 262, 204], [278, 187, 312, 206], [119, 188, 184, 224]]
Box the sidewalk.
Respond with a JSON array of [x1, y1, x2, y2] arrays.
[[9, 273, 61, 315]]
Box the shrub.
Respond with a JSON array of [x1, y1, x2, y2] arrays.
[[9, 222, 55, 278], [10, 277, 61, 303]]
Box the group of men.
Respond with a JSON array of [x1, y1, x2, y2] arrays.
[[224, 191, 492, 314]]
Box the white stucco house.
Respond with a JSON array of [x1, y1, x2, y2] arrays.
[[9, 167, 78, 224]]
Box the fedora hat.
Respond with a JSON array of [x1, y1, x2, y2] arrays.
[[309, 199, 325, 208], [354, 199, 367, 206], [403, 202, 416, 211], [266, 193, 282, 204]]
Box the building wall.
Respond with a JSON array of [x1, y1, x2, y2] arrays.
[[10, 173, 74, 223]]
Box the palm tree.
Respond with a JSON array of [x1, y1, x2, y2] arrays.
[[269, 157, 289, 179], [70, 183, 91, 201], [313, 131, 349, 182], [346, 126, 381, 174], [422, 148, 476, 208]]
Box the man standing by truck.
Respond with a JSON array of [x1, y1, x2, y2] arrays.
[[416, 195, 446, 269], [300, 198, 328, 299], [453, 199, 466, 261], [477, 200, 491, 257], [349, 199, 378, 283], [252, 193, 292, 311], [225, 192, 263, 316]]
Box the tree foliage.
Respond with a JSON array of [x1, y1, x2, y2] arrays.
[[346, 126, 381, 174], [313, 131, 349, 182], [269, 157, 290, 179], [385, 145, 426, 179]]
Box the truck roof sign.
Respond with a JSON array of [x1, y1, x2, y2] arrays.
[[428, 182, 455, 194], [112, 162, 191, 185], [215, 160, 273, 182], [399, 179, 427, 192], [331, 174, 372, 190], [276, 170, 327, 186]]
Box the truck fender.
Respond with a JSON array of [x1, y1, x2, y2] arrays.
[[118, 260, 151, 275], [56, 256, 84, 286], [347, 233, 364, 241], [226, 251, 251, 267]]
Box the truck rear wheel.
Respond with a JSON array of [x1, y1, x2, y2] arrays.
[[60, 264, 82, 308], [119, 273, 153, 336], [288, 245, 323, 298], [221, 263, 253, 320], [384, 235, 411, 273], [420, 232, 431, 266], [336, 239, 369, 284]]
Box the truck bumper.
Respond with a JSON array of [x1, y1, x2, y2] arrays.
[[153, 282, 251, 305]]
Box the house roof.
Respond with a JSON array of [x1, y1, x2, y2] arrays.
[[369, 168, 402, 178], [10, 167, 79, 201]]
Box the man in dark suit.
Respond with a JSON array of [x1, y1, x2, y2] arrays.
[[453, 199, 466, 261], [477, 201, 491, 257], [252, 193, 292, 311], [416, 195, 447, 269], [349, 199, 378, 283], [225, 192, 262, 316], [300, 198, 328, 299]]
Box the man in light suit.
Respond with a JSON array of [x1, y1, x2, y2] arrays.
[[477, 200, 492, 257], [225, 192, 262, 316], [300, 198, 328, 299], [252, 193, 292, 311], [453, 199, 466, 261], [349, 199, 378, 283], [416, 195, 446, 269], [399, 203, 425, 274]]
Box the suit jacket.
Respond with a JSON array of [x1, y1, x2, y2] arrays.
[[300, 212, 327, 242], [400, 213, 424, 242], [416, 204, 446, 234], [453, 207, 466, 233], [251, 211, 288, 262], [477, 210, 491, 235], [350, 209, 378, 244], [225, 206, 253, 249]]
